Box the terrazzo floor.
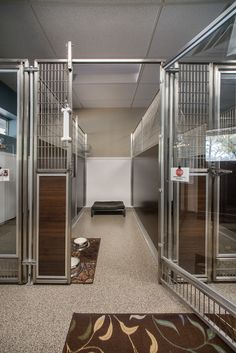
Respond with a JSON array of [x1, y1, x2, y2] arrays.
[[0, 209, 189, 353]]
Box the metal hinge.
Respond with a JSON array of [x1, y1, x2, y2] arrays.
[[165, 67, 179, 73], [24, 66, 39, 73], [22, 259, 37, 266]]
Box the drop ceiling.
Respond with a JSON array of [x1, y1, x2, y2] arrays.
[[0, 0, 233, 108]]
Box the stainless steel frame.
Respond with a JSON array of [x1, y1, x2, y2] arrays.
[[0, 63, 26, 283], [36, 58, 163, 64], [211, 65, 236, 281], [157, 65, 166, 282]]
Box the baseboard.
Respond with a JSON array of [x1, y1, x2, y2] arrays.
[[132, 208, 159, 265], [72, 207, 85, 228]]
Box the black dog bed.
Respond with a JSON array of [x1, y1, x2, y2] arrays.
[[91, 201, 126, 217]]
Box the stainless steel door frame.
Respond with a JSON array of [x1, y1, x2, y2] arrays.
[[212, 64, 236, 281], [167, 63, 212, 280], [0, 61, 28, 283], [33, 51, 73, 284]]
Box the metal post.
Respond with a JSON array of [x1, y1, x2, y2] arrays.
[[158, 66, 165, 283], [66, 41, 73, 283], [22, 65, 38, 284]]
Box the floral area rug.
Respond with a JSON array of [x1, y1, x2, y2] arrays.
[[71, 238, 101, 284], [63, 313, 234, 353]]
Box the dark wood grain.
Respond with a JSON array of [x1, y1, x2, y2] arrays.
[[38, 176, 66, 276], [179, 176, 206, 274]]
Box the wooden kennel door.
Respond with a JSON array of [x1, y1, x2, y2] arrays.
[[37, 175, 68, 282]]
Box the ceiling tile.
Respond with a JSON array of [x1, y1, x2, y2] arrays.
[[32, 3, 160, 58], [132, 99, 152, 108], [73, 63, 141, 83], [148, 2, 227, 59], [0, 1, 55, 59], [79, 99, 132, 108], [139, 64, 160, 83], [133, 83, 159, 101], [73, 83, 136, 101]]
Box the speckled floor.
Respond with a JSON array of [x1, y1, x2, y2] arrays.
[[0, 209, 189, 353]]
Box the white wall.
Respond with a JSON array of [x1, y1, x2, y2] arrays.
[[0, 152, 16, 223], [86, 157, 131, 207]]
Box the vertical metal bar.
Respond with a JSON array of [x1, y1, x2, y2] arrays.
[[66, 42, 73, 284], [33, 60, 39, 284], [158, 66, 165, 283], [22, 61, 30, 284], [26, 66, 35, 285], [17, 64, 25, 283], [168, 72, 174, 260]]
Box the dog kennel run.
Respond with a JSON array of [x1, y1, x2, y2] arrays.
[[158, 4, 236, 350], [0, 52, 162, 285], [0, 2, 235, 350]]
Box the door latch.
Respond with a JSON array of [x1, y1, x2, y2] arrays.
[[208, 167, 232, 177]]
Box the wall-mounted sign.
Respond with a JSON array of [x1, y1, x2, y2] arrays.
[[171, 167, 189, 183], [0, 169, 10, 181]]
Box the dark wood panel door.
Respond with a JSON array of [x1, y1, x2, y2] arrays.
[[38, 175, 66, 277]]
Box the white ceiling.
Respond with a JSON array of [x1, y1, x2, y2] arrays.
[[0, 0, 233, 108]]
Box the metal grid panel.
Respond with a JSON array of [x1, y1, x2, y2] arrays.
[[161, 257, 236, 350], [72, 119, 86, 157], [143, 93, 160, 151], [37, 63, 68, 170], [0, 258, 18, 281], [220, 106, 236, 129], [216, 258, 236, 278], [132, 121, 143, 156], [132, 92, 160, 156], [176, 64, 209, 169]]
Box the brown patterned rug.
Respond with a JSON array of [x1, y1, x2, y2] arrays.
[[63, 313, 234, 353], [71, 238, 101, 284]]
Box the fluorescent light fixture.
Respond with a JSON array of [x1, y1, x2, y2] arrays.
[[73, 64, 141, 84]]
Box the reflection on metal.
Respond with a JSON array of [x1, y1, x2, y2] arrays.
[[161, 257, 236, 351]]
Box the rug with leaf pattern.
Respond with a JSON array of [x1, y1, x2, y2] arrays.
[[63, 313, 233, 353]]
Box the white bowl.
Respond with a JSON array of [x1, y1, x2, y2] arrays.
[[74, 237, 88, 246], [71, 257, 80, 269]]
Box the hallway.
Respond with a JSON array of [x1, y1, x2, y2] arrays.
[[0, 209, 188, 353]]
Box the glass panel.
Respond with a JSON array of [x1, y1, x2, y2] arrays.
[[169, 64, 209, 275], [180, 14, 236, 62], [0, 117, 8, 135], [178, 176, 206, 274], [0, 72, 17, 255], [217, 72, 236, 256]]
